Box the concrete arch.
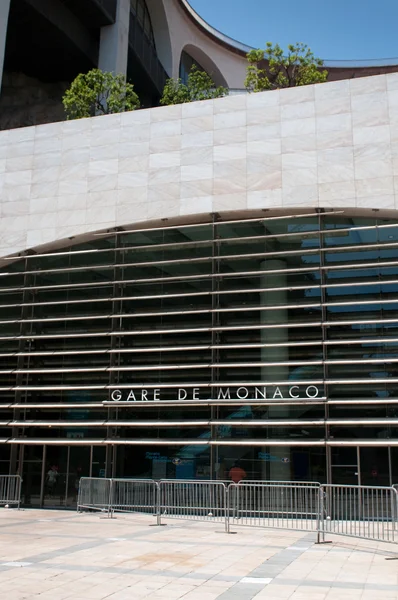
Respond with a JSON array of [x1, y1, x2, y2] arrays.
[[145, 0, 173, 76], [180, 43, 228, 87]]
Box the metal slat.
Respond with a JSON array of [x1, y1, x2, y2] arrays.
[[2, 294, 398, 325], [3, 356, 398, 376], [2, 280, 398, 312], [6, 418, 398, 427], [3, 240, 398, 280], [3, 315, 398, 342]]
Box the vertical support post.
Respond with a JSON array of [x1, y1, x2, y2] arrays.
[[388, 446, 392, 487], [260, 255, 290, 479], [156, 482, 162, 526], [317, 485, 324, 543], [99, 0, 130, 77], [318, 210, 329, 483], [0, 0, 10, 93], [65, 446, 70, 508], [224, 485, 230, 534], [108, 478, 113, 518], [9, 445, 18, 476], [356, 447, 363, 527], [16, 475, 21, 510], [326, 445, 332, 485], [112, 446, 117, 478], [108, 233, 122, 474], [40, 445, 47, 508], [211, 215, 221, 480], [18, 445, 24, 476], [105, 445, 112, 478], [14, 259, 35, 486], [18, 445, 24, 505], [89, 446, 93, 478], [76, 476, 81, 513]]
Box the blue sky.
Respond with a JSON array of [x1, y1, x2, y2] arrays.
[[188, 0, 398, 62]]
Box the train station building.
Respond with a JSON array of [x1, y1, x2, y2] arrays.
[[1, 0, 398, 506]]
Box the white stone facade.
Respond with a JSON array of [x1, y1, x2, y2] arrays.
[[0, 73, 398, 259]]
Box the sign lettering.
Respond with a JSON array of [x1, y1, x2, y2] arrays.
[[109, 385, 320, 402]]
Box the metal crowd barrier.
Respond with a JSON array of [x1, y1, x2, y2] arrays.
[[228, 482, 320, 536], [76, 478, 398, 544], [111, 479, 158, 516], [157, 480, 228, 530], [77, 477, 113, 515], [0, 475, 22, 508], [319, 484, 398, 544]]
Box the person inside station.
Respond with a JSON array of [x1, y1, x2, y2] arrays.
[[45, 465, 59, 497], [228, 461, 247, 483]]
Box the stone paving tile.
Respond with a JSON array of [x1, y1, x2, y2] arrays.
[[0, 509, 397, 599]]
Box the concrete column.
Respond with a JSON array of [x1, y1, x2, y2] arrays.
[[261, 259, 291, 481], [98, 0, 130, 76], [0, 0, 11, 93]]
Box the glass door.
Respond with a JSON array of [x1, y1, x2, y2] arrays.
[[21, 445, 44, 506], [43, 446, 91, 508], [19, 445, 104, 508], [331, 447, 359, 485], [43, 446, 68, 507], [360, 447, 390, 486], [65, 446, 91, 508]]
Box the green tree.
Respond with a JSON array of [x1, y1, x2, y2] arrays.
[[245, 42, 328, 93], [160, 64, 228, 105], [62, 69, 140, 119]]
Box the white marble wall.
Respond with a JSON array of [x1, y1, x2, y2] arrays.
[[1, 72, 398, 258]]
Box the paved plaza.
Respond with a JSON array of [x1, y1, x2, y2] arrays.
[[0, 509, 397, 600]]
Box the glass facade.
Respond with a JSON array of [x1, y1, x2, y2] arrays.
[[130, 0, 155, 48], [1, 210, 398, 505]]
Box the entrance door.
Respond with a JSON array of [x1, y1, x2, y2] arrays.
[[19, 445, 92, 507], [331, 447, 359, 485], [360, 447, 390, 486], [43, 446, 91, 508], [43, 446, 68, 508], [67, 447, 90, 507], [21, 445, 44, 506]]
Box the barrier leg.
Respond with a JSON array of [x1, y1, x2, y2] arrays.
[[107, 479, 116, 519], [222, 487, 237, 534], [17, 478, 21, 510], [317, 487, 331, 544], [151, 483, 166, 526], [316, 487, 326, 544], [225, 488, 229, 534]]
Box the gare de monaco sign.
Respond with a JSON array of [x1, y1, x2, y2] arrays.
[[108, 384, 321, 403]]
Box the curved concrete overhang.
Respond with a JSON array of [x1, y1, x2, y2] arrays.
[[0, 72, 397, 260], [178, 0, 251, 56], [158, 0, 247, 88], [181, 43, 228, 87]]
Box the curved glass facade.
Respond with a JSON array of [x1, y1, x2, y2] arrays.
[[1, 211, 398, 504]]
